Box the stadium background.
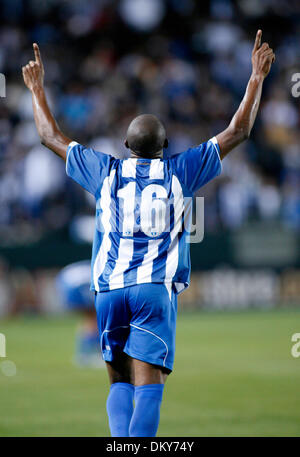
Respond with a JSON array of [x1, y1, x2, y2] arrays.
[[0, 0, 299, 437]]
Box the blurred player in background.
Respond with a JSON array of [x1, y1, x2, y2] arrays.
[[56, 260, 104, 368], [22, 30, 274, 437]]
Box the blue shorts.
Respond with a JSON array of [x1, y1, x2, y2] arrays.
[[95, 283, 177, 373]]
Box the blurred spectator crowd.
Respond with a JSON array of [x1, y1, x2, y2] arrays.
[[0, 0, 300, 247]]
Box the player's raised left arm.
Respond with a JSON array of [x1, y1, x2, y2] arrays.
[[216, 30, 275, 160], [22, 43, 71, 161]]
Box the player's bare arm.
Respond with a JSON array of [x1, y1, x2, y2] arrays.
[[216, 30, 275, 159], [22, 43, 71, 161]]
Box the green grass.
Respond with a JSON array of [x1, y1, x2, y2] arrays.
[[0, 309, 300, 436]]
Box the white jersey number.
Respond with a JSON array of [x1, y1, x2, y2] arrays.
[[117, 182, 168, 237]]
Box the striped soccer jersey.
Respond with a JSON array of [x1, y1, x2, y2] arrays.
[[66, 138, 221, 295]]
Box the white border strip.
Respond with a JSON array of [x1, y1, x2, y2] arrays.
[[66, 141, 78, 173], [209, 136, 222, 172], [122, 158, 137, 178], [164, 175, 183, 299], [130, 323, 169, 367], [109, 238, 134, 290], [100, 325, 129, 355], [93, 169, 116, 291], [149, 159, 164, 179]]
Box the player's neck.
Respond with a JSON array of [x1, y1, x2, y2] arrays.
[[130, 150, 163, 160]]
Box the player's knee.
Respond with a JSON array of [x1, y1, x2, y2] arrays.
[[106, 356, 133, 385], [111, 373, 132, 384], [133, 359, 168, 386]]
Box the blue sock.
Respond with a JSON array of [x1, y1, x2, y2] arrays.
[[129, 384, 164, 437], [106, 382, 134, 437]]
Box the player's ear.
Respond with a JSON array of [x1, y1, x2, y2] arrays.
[[163, 138, 169, 149], [124, 139, 129, 149]]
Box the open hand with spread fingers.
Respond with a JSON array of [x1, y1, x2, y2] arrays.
[[251, 30, 275, 79], [22, 43, 45, 91]]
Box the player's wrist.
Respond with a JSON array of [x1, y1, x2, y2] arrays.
[[31, 83, 44, 95], [250, 71, 265, 82]]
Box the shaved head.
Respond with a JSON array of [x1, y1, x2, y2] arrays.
[[125, 114, 168, 158]]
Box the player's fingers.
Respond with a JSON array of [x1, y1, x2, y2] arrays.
[[253, 29, 262, 52], [29, 60, 35, 67], [262, 48, 273, 56], [268, 52, 275, 63], [33, 43, 42, 65], [22, 66, 29, 78], [262, 50, 274, 61], [258, 42, 269, 53]]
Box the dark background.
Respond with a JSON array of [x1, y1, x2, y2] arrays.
[[0, 0, 299, 312]]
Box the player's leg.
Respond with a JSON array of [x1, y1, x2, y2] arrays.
[[105, 353, 135, 437], [124, 283, 177, 437], [95, 290, 134, 437], [132, 358, 168, 386], [129, 358, 168, 437], [106, 354, 168, 437], [106, 352, 133, 384]]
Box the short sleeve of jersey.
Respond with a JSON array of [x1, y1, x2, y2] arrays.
[[170, 137, 222, 194], [66, 141, 112, 196]]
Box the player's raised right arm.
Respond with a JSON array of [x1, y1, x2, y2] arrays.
[[216, 30, 275, 160], [22, 43, 71, 161]]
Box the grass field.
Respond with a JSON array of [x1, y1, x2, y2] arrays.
[[0, 309, 300, 437]]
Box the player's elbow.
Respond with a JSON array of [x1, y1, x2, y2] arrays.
[[232, 125, 250, 142], [40, 133, 52, 148], [40, 136, 50, 148], [242, 129, 250, 140]]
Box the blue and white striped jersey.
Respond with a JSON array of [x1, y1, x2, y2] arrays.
[[66, 138, 221, 295]]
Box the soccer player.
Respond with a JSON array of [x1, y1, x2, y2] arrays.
[[22, 30, 274, 437], [56, 260, 103, 368]]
